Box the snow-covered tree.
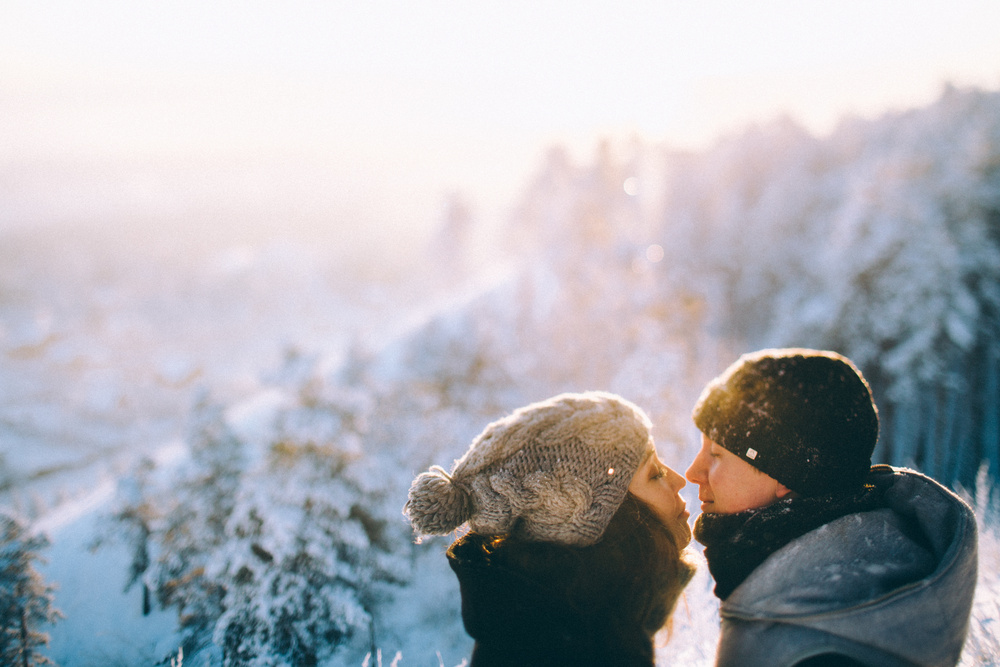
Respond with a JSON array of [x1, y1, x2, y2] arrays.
[[0, 514, 61, 667], [116, 361, 414, 664], [641, 85, 1000, 484]]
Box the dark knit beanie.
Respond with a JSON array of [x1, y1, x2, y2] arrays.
[[692, 348, 879, 497]]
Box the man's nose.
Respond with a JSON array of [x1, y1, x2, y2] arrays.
[[684, 466, 698, 484], [685, 455, 706, 485]]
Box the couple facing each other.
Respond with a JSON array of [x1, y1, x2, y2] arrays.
[[404, 348, 979, 667]]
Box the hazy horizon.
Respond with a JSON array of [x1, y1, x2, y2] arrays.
[[3, 1, 1000, 253]]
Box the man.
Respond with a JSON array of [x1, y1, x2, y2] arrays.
[[686, 348, 978, 667]]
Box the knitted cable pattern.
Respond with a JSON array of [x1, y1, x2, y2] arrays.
[[404, 391, 654, 546]]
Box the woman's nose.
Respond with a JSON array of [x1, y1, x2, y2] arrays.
[[668, 467, 686, 491]]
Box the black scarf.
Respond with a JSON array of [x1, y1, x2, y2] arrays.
[[693, 481, 887, 600]]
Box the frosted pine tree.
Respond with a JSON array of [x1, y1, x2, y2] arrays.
[[208, 436, 396, 665], [117, 359, 413, 665], [786, 87, 1000, 395], [0, 514, 61, 667], [113, 393, 246, 660], [635, 85, 1000, 483], [808, 87, 1000, 478]]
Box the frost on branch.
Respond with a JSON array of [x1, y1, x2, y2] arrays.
[[0, 513, 61, 667], [116, 379, 407, 665]]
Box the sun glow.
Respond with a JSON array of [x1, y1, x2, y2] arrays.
[[1, 1, 998, 245]]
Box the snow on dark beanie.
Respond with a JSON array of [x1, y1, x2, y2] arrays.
[[404, 391, 655, 547], [692, 348, 879, 497]]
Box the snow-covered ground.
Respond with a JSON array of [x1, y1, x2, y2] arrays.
[[0, 224, 426, 514]]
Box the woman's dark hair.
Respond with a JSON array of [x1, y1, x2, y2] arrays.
[[462, 492, 695, 654]]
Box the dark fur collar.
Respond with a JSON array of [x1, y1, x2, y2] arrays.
[[694, 481, 886, 600]]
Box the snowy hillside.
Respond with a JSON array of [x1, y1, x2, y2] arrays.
[[3, 85, 1000, 665]]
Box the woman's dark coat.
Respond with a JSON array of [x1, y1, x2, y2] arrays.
[[447, 534, 657, 666]]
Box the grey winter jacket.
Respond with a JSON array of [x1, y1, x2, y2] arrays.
[[715, 467, 978, 667]]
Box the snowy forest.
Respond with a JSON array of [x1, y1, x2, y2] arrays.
[[2, 85, 1000, 665]]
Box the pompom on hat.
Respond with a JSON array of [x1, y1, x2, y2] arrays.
[[692, 348, 879, 497], [404, 391, 655, 546]]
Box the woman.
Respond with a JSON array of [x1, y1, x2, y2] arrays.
[[404, 391, 695, 666]]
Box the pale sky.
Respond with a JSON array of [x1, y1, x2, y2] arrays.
[[3, 1, 1000, 243]]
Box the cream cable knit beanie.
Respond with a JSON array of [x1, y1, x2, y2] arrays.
[[404, 391, 655, 546]]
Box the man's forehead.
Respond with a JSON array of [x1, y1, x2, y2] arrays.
[[708, 441, 731, 457], [702, 434, 723, 449], [705, 437, 746, 462]]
